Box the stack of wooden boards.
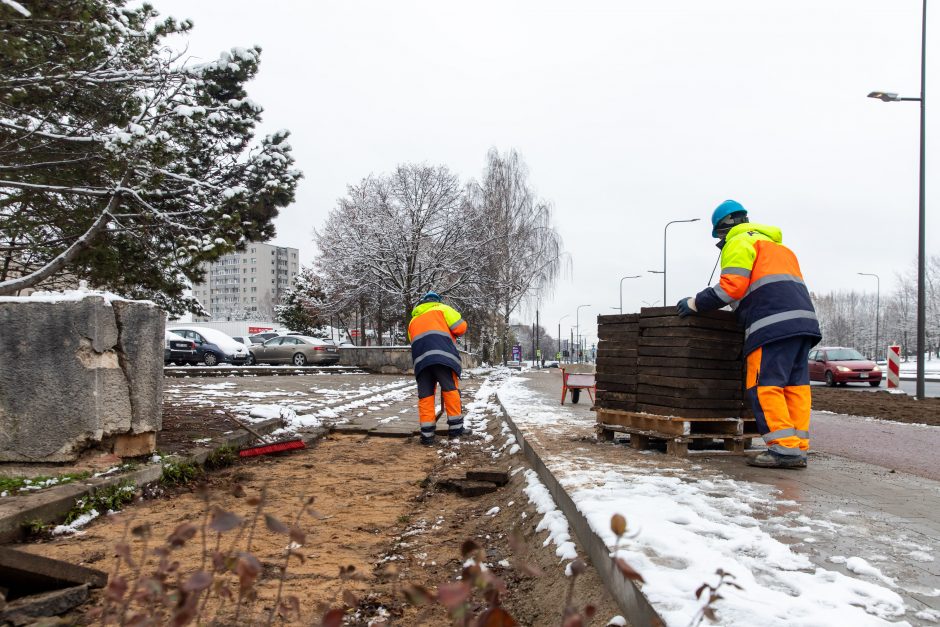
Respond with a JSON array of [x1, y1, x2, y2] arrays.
[[595, 313, 639, 411], [595, 307, 756, 455]]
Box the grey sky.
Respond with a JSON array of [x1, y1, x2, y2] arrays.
[[152, 0, 936, 344]]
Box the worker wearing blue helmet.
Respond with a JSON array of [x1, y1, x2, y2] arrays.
[[677, 200, 821, 469], [408, 291, 468, 445]]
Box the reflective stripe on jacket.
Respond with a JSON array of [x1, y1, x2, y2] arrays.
[[694, 223, 821, 354], [408, 302, 468, 377]]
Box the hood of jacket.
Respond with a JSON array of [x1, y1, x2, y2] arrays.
[[726, 222, 782, 244], [411, 301, 445, 319]]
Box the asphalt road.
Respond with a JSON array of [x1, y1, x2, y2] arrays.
[[810, 378, 940, 398]]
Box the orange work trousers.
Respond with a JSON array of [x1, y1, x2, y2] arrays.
[[416, 364, 462, 442], [745, 336, 815, 458]]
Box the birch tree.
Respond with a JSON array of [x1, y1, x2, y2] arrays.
[[473, 148, 563, 362], [0, 0, 301, 313]]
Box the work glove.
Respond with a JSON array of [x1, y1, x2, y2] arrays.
[[676, 297, 697, 318]]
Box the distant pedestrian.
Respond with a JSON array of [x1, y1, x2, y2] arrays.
[[408, 292, 468, 445], [677, 200, 821, 469]]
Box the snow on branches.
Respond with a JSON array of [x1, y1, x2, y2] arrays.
[[0, 1, 301, 314]]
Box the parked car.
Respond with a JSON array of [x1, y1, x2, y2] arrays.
[[164, 330, 197, 365], [250, 335, 340, 366], [232, 335, 264, 347], [249, 332, 280, 343], [167, 327, 250, 366], [808, 346, 882, 387]]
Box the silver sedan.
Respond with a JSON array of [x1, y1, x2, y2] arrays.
[[249, 336, 341, 366]]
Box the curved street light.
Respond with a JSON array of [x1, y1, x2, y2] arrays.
[[557, 314, 570, 362], [575, 304, 591, 363], [619, 275, 641, 313], [663, 218, 700, 304], [866, 0, 927, 399]]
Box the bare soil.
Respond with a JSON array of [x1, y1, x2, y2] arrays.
[[15, 432, 621, 625], [811, 388, 940, 426]]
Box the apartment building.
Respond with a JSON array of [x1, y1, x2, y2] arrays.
[[191, 243, 300, 320]]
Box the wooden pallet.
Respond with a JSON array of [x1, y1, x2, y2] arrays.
[[594, 408, 758, 456]]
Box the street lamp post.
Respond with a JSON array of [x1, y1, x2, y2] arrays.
[[867, 0, 927, 399], [558, 314, 570, 362], [858, 272, 881, 361], [619, 275, 641, 313], [663, 218, 700, 304], [576, 304, 591, 363]]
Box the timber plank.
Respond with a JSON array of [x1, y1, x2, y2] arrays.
[[638, 345, 744, 360], [595, 346, 639, 359], [638, 316, 741, 332], [596, 365, 638, 376], [637, 335, 741, 350], [636, 403, 743, 418], [637, 394, 745, 410], [636, 374, 742, 390], [639, 384, 742, 400], [641, 326, 744, 342], [598, 329, 640, 342], [595, 382, 637, 393], [596, 356, 638, 367], [597, 314, 640, 324], [638, 356, 742, 371], [639, 365, 742, 380]]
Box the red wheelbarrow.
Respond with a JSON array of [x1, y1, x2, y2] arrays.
[[561, 366, 595, 405]]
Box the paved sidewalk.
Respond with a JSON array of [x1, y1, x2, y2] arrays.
[[499, 369, 940, 626]]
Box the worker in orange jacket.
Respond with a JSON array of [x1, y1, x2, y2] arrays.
[[677, 200, 821, 469], [408, 292, 468, 445]]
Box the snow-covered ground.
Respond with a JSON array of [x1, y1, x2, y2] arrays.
[[899, 359, 940, 376], [496, 374, 930, 627]]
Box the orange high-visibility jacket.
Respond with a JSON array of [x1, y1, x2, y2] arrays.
[[408, 302, 468, 376], [694, 223, 821, 354]]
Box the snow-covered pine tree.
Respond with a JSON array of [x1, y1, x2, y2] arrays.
[[275, 268, 328, 337], [0, 0, 301, 314]]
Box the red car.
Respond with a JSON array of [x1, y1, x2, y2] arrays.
[[808, 346, 882, 387]]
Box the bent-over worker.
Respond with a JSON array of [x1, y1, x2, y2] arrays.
[[677, 200, 821, 469], [408, 291, 468, 445]]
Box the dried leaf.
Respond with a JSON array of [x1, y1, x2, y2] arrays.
[[181, 571, 213, 593], [167, 523, 198, 548], [703, 607, 717, 621], [236, 552, 262, 591], [114, 542, 136, 568], [695, 583, 709, 599], [437, 581, 471, 611], [477, 606, 518, 627], [569, 558, 587, 576], [321, 608, 345, 627], [610, 513, 627, 537], [288, 548, 306, 563], [208, 507, 243, 533], [105, 575, 128, 601], [461, 539, 481, 559], [614, 558, 645, 582], [265, 514, 289, 534], [289, 526, 306, 545], [402, 584, 432, 606], [232, 483, 246, 498], [212, 550, 226, 572], [561, 615, 584, 627], [246, 496, 262, 506], [342, 589, 358, 607], [131, 523, 151, 538]]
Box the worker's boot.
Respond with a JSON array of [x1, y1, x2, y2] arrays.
[[746, 450, 807, 469], [420, 435, 436, 447]]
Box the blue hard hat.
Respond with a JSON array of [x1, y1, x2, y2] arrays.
[[421, 291, 441, 303], [710, 200, 747, 237]]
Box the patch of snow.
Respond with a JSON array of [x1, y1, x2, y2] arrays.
[[522, 469, 578, 565], [52, 509, 99, 535], [845, 556, 897, 587], [485, 507, 500, 516]]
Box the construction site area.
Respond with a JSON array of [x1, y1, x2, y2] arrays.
[[1, 315, 939, 626]]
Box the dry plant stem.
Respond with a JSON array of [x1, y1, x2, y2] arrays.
[[266, 494, 308, 627], [102, 519, 132, 624], [199, 498, 211, 571], [246, 485, 268, 553], [118, 533, 149, 627]]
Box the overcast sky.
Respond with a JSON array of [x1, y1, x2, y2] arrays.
[[152, 0, 936, 345]]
